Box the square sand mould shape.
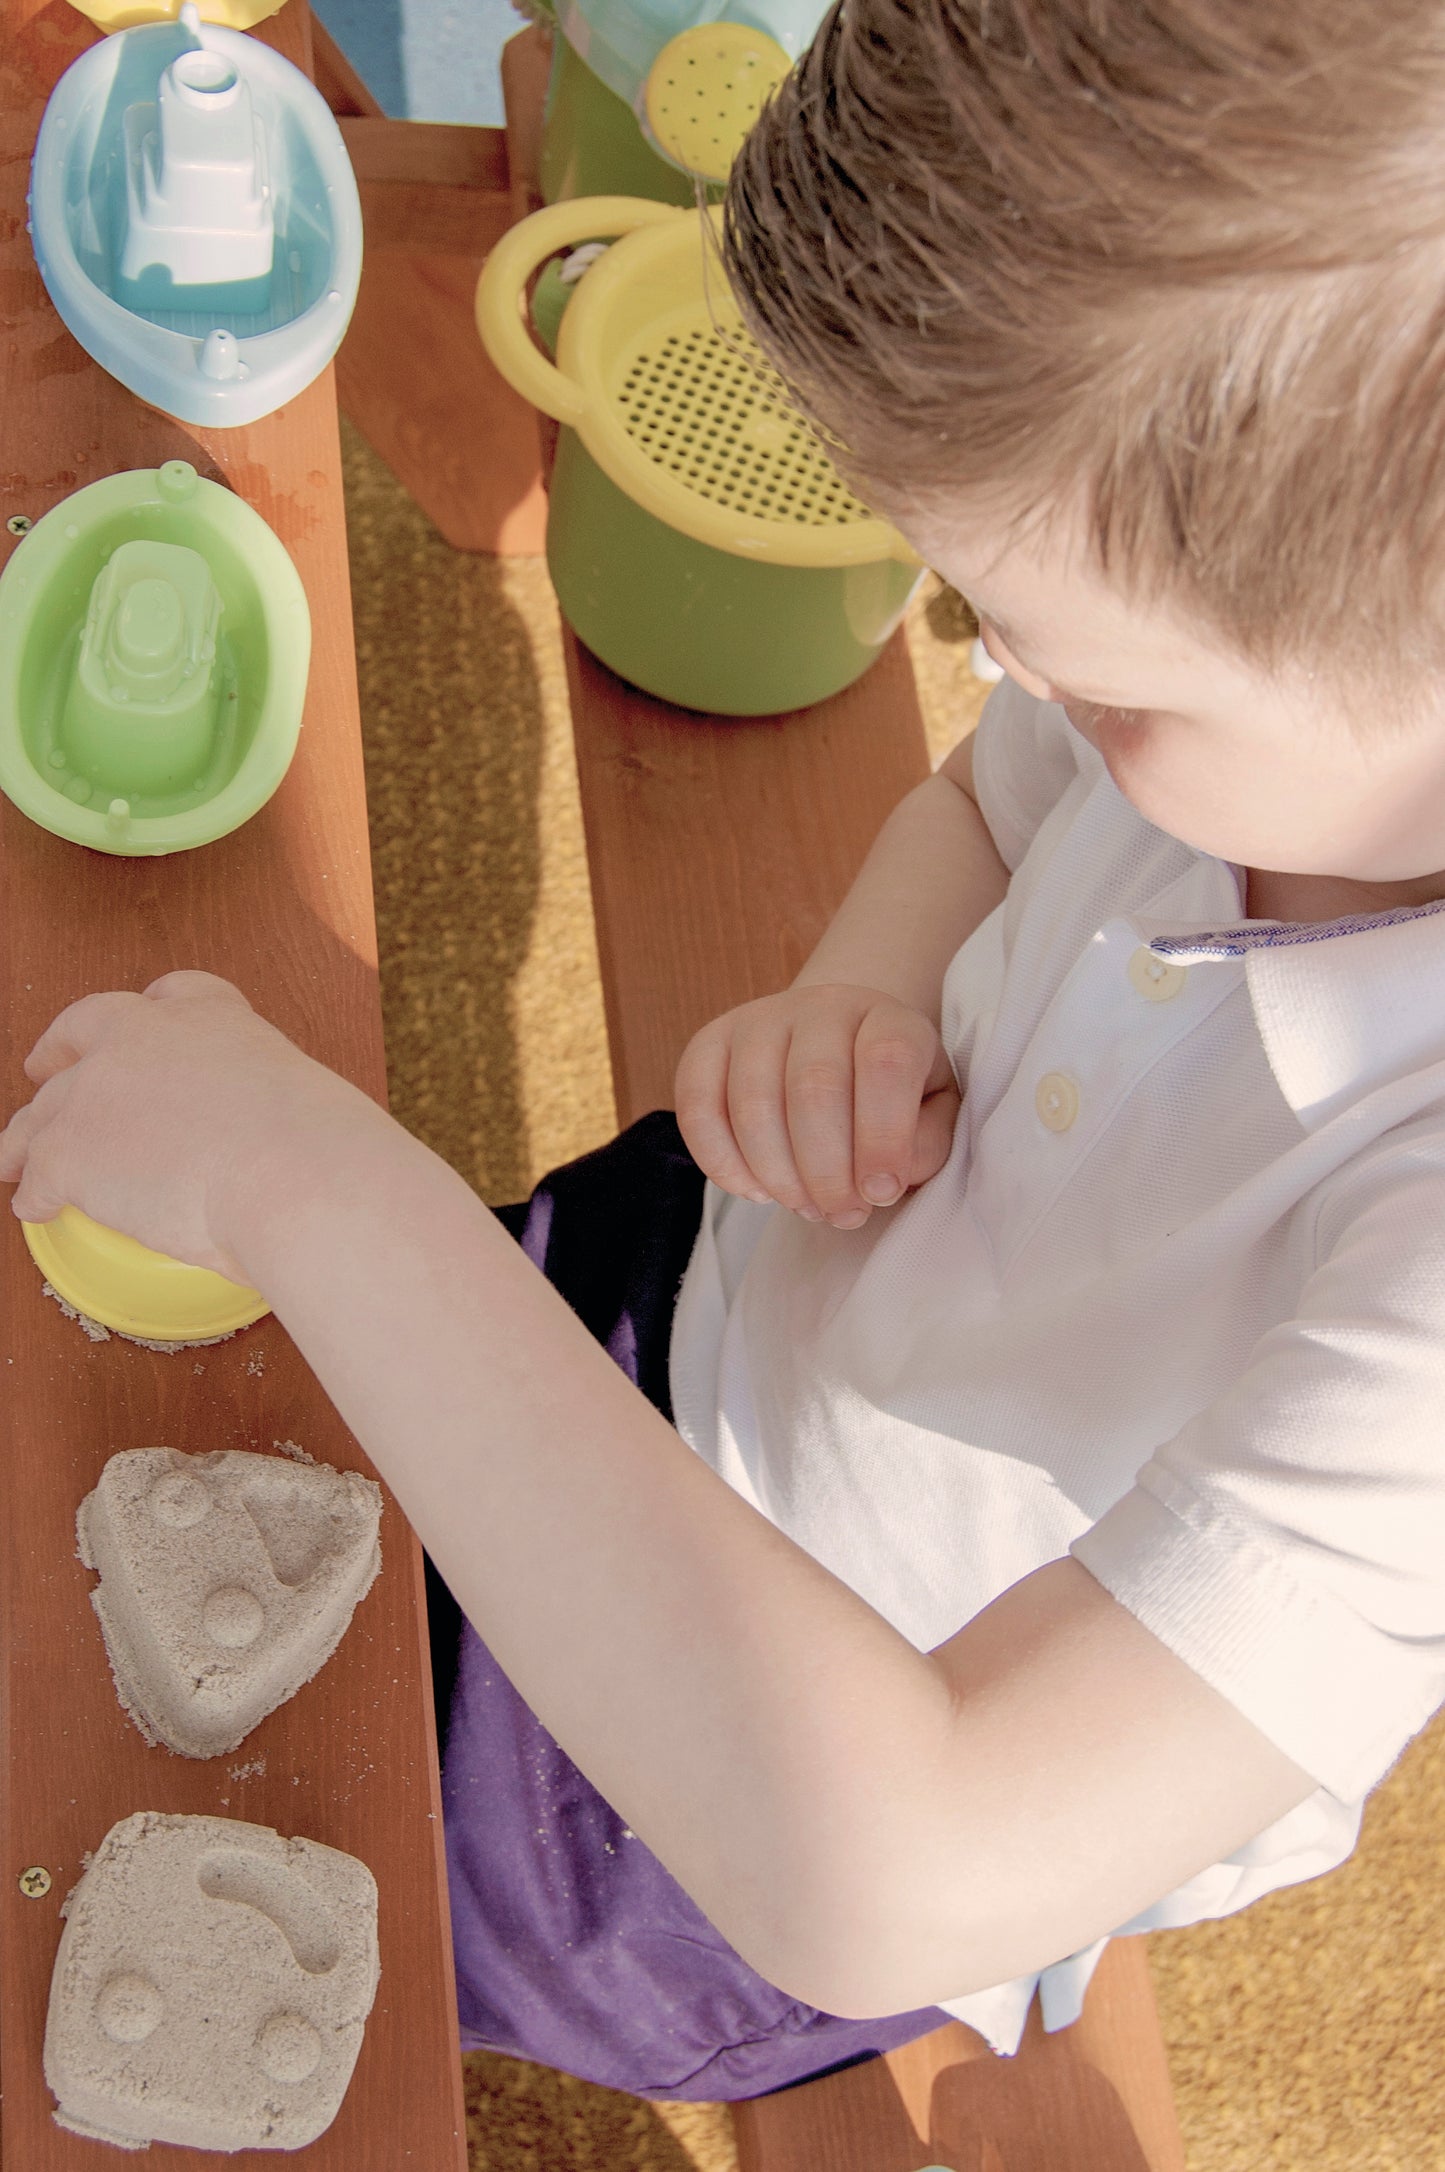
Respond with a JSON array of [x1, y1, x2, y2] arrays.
[[45, 1809, 380, 2151], [77, 1448, 383, 1759]]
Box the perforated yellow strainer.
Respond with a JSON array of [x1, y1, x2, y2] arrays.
[[477, 196, 915, 570], [476, 196, 921, 712], [642, 24, 791, 183]]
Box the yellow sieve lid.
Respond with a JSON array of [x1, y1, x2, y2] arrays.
[[643, 24, 792, 183], [24, 1206, 270, 1343], [477, 198, 921, 570]]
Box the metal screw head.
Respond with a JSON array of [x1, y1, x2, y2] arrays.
[[6, 515, 33, 536], [19, 1866, 52, 1898]]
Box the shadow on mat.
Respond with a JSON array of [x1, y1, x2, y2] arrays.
[[464, 2051, 738, 2172], [342, 417, 549, 1205]]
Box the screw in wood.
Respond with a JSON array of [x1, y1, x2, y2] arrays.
[[19, 1866, 52, 1898], [6, 515, 33, 535]]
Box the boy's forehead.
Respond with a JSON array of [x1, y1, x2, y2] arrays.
[[914, 507, 1236, 704]]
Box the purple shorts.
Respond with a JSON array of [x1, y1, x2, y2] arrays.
[[425, 1110, 951, 2101]]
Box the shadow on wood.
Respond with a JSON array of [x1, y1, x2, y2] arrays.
[[325, 32, 550, 554], [730, 1939, 1185, 2172]]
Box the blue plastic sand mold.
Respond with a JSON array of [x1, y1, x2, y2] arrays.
[[28, 1, 363, 426]]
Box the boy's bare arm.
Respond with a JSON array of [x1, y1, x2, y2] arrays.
[[0, 976, 1318, 2017], [228, 1111, 1317, 2017], [789, 734, 1009, 1021]]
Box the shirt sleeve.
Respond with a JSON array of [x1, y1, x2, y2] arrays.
[[968, 677, 1088, 872], [1069, 1131, 1445, 1805]]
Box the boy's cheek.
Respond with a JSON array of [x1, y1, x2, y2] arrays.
[[1070, 719, 1250, 865], [1062, 701, 1169, 814]]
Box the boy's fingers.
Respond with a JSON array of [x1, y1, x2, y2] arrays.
[[23, 991, 146, 1084], [9, 1167, 64, 1225], [675, 1026, 773, 1204], [734, 1024, 823, 1215], [908, 1079, 964, 1187], [784, 1015, 871, 1218], [851, 1012, 938, 1206], [144, 970, 252, 1008], [0, 1094, 49, 1184]]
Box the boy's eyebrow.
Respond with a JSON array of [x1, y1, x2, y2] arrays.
[[971, 603, 1045, 673], [973, 603, 1129, 707], [973, 605, 1057, 685]]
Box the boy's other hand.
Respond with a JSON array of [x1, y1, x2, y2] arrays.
[[674, 985, 961, 1228], [0, 971, 377, 1286]]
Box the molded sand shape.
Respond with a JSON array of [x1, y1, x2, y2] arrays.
[[78, 1447, 382, 1758], [45, 1810, 379, 2152], [0, 461, 309, 856]]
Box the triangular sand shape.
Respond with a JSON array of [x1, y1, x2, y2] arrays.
[[77, 1448, 382, 1759], [240, 1474, 345, 1588]]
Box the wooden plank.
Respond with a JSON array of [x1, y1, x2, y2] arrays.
[[351, 170, 514, 257], [331, 106, 545, 553], [732, 1943, 1187, 2172], [562, 626, 935, 1124], [338, 115, 509, 193], [501, 24, 552, 226], [0, 8, 468, 2171], [501, 27, 558, 479], [336, 220, 548, 552]]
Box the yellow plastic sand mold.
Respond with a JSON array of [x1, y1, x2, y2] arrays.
[[65, 0, 290, 29], [24, 1207, 270, 1342], [643, 24, 791, 183]]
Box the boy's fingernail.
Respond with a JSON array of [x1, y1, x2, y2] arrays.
[[797, 1205, 823, 1221], [746, 1188, 772, 1204], [861, 1174, 901, 1204]]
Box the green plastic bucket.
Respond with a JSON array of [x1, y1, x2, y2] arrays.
[[476, 198, 922, 717], [547, 428, 918, 712], [540, 36, 701, 207]]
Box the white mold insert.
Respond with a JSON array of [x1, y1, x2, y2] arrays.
[[118, 49, 275, 311], [77, 1447, 382, 1759], [45, 1810, 380, 2152]]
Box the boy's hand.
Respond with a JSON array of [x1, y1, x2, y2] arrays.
[[674, 984, 961, 1228], [0, 971, 378, 1286]]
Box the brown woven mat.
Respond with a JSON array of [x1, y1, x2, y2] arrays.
[[341, 416, 1445, 2171]]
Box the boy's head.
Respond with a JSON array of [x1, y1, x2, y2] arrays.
[[723, 0, 1445, 887]]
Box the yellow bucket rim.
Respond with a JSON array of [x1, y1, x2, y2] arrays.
[[25, 1206, 270, 1342]]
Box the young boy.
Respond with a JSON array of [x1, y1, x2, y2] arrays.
[[6, 0, 1445, 2099]]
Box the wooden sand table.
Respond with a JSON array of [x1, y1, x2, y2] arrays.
[[0, 5, 467, 2167]]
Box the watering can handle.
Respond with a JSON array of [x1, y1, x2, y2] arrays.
[[476, 196, 686, 427]]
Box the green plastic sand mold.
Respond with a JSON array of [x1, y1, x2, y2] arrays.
[[0, 461, 309, 856]]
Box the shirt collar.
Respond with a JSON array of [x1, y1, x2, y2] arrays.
[[1146, 892, 1445, 1131]]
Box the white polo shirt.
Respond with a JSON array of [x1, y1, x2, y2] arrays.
[[667, 675, 1445, 2057]]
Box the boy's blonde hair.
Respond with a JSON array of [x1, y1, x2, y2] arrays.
[[724, 0, 1445, 684]]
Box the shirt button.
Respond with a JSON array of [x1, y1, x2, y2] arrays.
[[1035, 1072, 1080, 1132], [1128, 947, 1188, 1003]]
